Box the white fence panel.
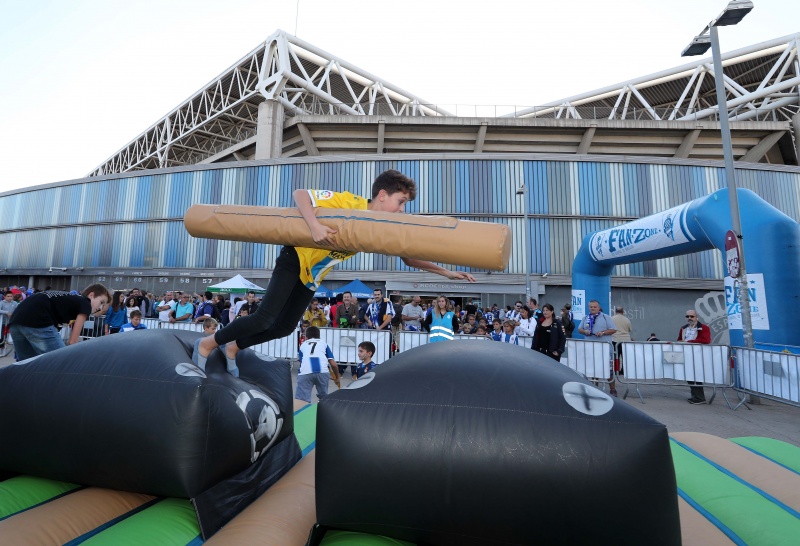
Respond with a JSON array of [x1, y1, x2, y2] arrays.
[[251, 330, 299, 360], [142, 318, 161, 330], [0, 314, 10, 357], [737, 348, 800, 404], [622, 342, 730, 386], [565, 339, 613, 380], [397, 331, 429, 352], [319, 328, 391, 365], [396, 331, 534, 352], [157, 321, 203, 332]]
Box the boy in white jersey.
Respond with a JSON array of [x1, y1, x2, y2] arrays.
[[193, 170, 476, 375], [296, 326, 339, 403]]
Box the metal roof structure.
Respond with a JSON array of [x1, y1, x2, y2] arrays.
[[88, 30, 448, 177], [89, 31, 799, 177], [511, 34, 799, 124]]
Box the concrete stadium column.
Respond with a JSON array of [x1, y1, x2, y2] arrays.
[[255, 100, 284, 159], [793, 112, 800, 165]]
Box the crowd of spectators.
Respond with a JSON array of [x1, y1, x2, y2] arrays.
[[290, 293, 581, 358], [1, 284, 584, 347], [0, 285, 268, 339]]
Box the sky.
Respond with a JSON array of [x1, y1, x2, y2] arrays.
[[0, 0, 797, 194]]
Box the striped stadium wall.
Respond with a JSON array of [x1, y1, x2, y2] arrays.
[[1, 156, 799, 280]]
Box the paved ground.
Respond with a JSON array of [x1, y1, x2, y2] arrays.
[[3, 346, 798, 447]]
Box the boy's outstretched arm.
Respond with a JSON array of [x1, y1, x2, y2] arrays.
[[402, 258, 477, 282], [293, 189, 337, 246]]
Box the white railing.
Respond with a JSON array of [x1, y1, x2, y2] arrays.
[[619, 342, 732, 405], [144, 318, 298, 359], [565, 339, 614, 385], [318, 328, 391, 365], [0, 314, 11, 357], [26, 317, 800, 414], [396, 331, 534, 352], [735, 347, 800, 408]]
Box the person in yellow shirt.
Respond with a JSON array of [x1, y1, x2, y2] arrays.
[[194, 170, 476, 377], [303, 299, 328, 328]]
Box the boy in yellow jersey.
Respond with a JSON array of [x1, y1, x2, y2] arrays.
[[194, 169, 476, 376]]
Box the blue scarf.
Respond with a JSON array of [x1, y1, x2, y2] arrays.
[[587, 313, 598, 334]]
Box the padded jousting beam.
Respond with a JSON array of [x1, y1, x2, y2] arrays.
[[184, 205, 511, 271]]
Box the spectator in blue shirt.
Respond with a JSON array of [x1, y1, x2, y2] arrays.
[[120, 310, 147, 332], [171, 294, 195, 323], [104, 291, 127, 335], [353, 341, 377, 380]]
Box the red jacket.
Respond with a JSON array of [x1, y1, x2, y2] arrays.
[[677, 322, 711, 344]]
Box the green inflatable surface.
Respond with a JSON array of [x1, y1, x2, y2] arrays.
[[730, 436, 800, 474], [671, 438, 800, 545], [0, 402, 319, 545], [0, 475, 79, 520], [320, 530, 415, 545]]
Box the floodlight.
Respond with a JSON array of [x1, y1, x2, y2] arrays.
[[682, 35, 712, 57], [712, 0, 753, 26]]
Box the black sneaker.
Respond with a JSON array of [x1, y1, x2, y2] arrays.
[[687, 397, 706, 405]]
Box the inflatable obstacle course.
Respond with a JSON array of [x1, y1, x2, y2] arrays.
[[184, 205, 512, 271], [3, 335, 799, 545], [0, 329, 304, 540], [670, 432, 800, 545], [313, 341, 681, 545], [730, 436, 800, 474], [0, 403, 320, 545]]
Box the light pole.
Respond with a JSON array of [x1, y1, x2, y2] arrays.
[[516, 184, 531, 302], [681, 0, 755, 349]]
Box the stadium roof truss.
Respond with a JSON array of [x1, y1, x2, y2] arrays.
[[510, 34, 799, 125], [88, 30, 449, 176], [89, 32, 799, 177]]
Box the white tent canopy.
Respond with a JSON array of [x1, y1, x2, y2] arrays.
[[207, 274, 266, 294]]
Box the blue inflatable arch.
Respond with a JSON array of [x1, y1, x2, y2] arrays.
[[572, 188, 800, 347]]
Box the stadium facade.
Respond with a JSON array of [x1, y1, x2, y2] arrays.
[[2, 30, 799, 340]]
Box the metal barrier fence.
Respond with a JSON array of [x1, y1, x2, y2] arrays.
[[59, 315, 107, 342], [153, 320, 204, 332], [318, 328, 391, 365], [143, 319, 299, 360], [564, 340, 614, 387], [618, 342, 733, 406], [734, 347, 800, 409], [396, 331, 534, 352], [17, 316, 800, 414], [0, 314, 10, 357]]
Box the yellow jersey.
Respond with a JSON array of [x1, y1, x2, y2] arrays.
[[296, 190, 368, 289]]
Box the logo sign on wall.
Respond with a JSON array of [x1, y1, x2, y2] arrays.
[[571, 289, 586, 321], [724, 273, 769, 330], [589, 203, 695, 262], [725, 230, 740, 278]]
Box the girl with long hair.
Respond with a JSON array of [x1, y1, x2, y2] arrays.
[[516, 305, 536, 337], [125, 295, 139, 320], [423, 295, 459, 343], [104, 291, 127, 335]]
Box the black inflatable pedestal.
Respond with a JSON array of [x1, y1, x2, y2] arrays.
[[0, 329, 300, 537], [315, 341, 681, 546]]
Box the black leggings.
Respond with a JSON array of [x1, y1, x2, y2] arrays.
[[214, 247, 314, 350]]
